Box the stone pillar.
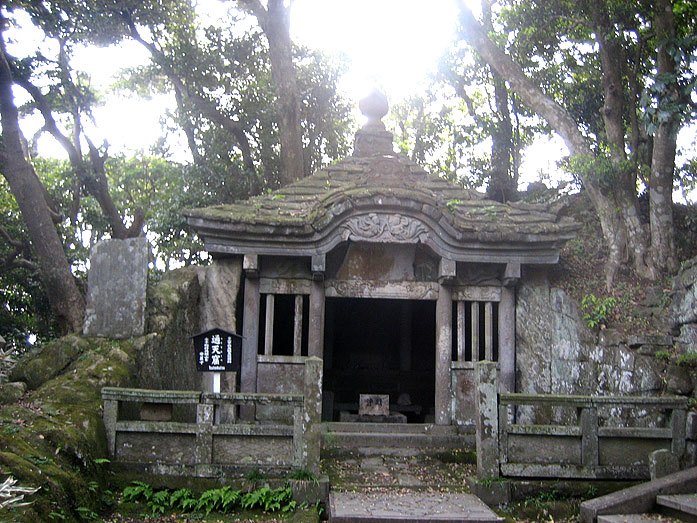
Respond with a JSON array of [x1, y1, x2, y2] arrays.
[[196, 403, 214, 465], [580, 407, 599, 466], [435, 285, 452, 425], [498, 286, 516, 393], [308, 281, 325, 358], [240, 257, 260, 420], [301, 357, 323, 475], [103, 399, 118, 457], [475, 361, 499, 479]]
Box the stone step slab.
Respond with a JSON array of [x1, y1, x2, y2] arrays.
[[322, 432, 469, 449], [598, 515, 682, 523], [657, 494, 697, 516], [322, 422, 462, 435], [329, 488, 503, 522]]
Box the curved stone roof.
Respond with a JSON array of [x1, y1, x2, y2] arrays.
[[185, 151, 579, 265]]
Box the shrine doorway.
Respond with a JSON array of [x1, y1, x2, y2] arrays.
[[321, 297, 436, 422]]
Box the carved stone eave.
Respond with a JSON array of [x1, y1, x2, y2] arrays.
[[188, 207, 572, 265]]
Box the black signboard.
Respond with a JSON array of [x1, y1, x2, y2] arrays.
[[192, 328, 242, 372]]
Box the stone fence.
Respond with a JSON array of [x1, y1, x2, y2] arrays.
[[475, 361, 693, 481], [102, 357, 323, 477]]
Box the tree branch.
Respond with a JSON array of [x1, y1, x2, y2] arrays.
[[122, 11, 257, 177]]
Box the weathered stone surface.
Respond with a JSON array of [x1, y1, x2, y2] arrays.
[[687, 412, 697, 440], [140, 402, 173, 421], [665, 364, 694, 395], [197, 257, 241, 332], [359, 394, 389, 416], [580, 467, 697, 523], [83, 237, 149, 338], [0, 381, 26, 403], [139, 267, 202, 392], [670, 257, 697, 327], [648, 449, 679, 480], [677, 324, 697, 354], [10, 334, 89, 389], [627, 334, 673, 348], [516, 268, 675, 425]]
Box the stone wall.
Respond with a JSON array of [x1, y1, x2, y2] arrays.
[[515, 268, 695, 426]]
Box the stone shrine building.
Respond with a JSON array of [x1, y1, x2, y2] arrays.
[[185, 92, 578, 428]]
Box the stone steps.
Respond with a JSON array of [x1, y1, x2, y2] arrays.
[[329, 488, 503, 522], [656, 494, 697, 522], [321, 422, 473, 450]]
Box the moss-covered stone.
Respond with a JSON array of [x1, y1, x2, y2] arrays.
[[10, 334, 90, 390], [0, 381, 25, 404], [0, 336, 137, 522]]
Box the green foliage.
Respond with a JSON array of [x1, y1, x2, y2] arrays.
[[288, 468, 319, 483], [581, 294, 617, 330], [119, 482, 295, 517], [654, 350, 672, 361], [677, 351, 697, 366], [244, 469, 268, 483]]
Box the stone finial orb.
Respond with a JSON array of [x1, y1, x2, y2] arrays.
[[359, 89, 389, 129]]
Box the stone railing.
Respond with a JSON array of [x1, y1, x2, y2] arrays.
[[475, 361, 691, 481], [102, 357, 322, 477]]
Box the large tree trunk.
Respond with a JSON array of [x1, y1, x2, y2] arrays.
[[458, 2, 629, 288], [0, 35, 85, 333], [591, 0, 656, 280], [241, 0, 305, 185], [482, 0, 517, 203], [649, 0, 678, 274]]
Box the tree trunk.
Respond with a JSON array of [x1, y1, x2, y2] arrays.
[[0, 35, 85, 334], [241, 0, 305, 185], [591, 0, 656, 280], [649, 0, 678, 274], [482, 0, 516, 203], [458, 2, 628, 287]]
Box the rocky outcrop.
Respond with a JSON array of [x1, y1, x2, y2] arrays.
[[138, 258, 241, 392], [515, 268, 693, 426], [0, 336, 138, 522]]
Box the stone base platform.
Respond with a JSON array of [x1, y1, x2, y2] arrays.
[[329, 488, 503, 522]]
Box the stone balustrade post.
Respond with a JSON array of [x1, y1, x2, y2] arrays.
[[196, 403, 214, 465], [301, 357, 323, 475], [580, 406, 599, 466], [103, 398, 118, 457], [475, 361, 499, 479]]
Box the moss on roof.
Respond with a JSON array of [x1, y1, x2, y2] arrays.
[[185, 153, 579, 243]]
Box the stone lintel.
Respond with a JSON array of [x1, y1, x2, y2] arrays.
[[325, 280, 439, 300]]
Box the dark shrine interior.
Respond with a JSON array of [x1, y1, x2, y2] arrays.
[[321, 297, 436, 423]]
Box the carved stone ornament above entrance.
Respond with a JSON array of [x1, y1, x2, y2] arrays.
[[340, 213, 429, 243]]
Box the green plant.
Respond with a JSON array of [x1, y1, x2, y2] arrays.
[[677, 351, 697, 366], [75, 506, 97, 520], [28, 455, 53, 465], [122, 481, 153, 503], [48, 511, 67, 520], [288, 468, 319, 484], [655, 350, 672, 361], [581, 294, 617, 330], [244, 469, 267, 483]]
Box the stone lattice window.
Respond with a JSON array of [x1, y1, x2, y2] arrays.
[[453, 300, 499, 362]]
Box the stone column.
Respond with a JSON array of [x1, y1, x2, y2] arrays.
[[240, 257, 260, 420], [308, 281, 325, 358], [300, 357, 323, 475], [475, 361, 499, 479], [498, 286, 516, 393], [435, 285, 452, 425]]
